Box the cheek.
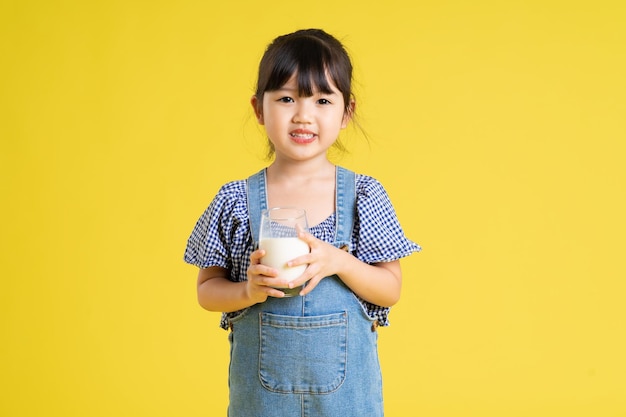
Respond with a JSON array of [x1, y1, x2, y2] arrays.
[[334, 113, 348, 130], [264, 107, 288, 123], [263, 111, 283, 129]]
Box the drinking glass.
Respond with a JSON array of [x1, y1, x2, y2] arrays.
[[259, 207, 310, 297]]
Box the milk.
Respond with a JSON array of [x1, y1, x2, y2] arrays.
[[259, 237, 309, 282]]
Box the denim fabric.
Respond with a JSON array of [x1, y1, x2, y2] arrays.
[[259, 311, 348, 394], [227, 167, 384, 417]]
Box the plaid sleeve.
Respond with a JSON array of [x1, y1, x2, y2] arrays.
[[353, 175, 421, 264], [183, 181, 248, 270]]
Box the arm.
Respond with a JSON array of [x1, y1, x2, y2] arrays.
[[196, 249, 288, 312], [288, 232, 402, 307]]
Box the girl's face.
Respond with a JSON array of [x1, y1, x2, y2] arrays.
[[252, 74, 352, 163]]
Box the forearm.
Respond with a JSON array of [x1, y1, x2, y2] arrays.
[[197, 267, 256, 313], [335, 251, 402, 307], [198, 277, 254, 312]]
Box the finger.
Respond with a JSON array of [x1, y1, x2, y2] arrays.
[[252, 277, 289, 296], [286, 255, 311, 268], [266, 287, 286, 298], [250, 249, 266, 264], [249, 263, 278, 278], [297, 230, 317, 247], [252, 272, 292, 290], [287, 264, 319, 288], [298, 275, 322, 296]]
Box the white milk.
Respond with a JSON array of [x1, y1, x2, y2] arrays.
[[259, 237, 309, 282]]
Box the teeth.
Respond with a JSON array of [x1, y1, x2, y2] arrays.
[[291, 133, 314, 139]]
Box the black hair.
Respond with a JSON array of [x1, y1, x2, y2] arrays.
[[254, 28, 354, 120]]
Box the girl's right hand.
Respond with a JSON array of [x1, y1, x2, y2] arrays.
[[246, 248, 287, 303]]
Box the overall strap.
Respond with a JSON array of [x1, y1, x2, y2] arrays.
[[247, 168, 267, 244], [247, 166, 356, 248], [334, 166, 357, 249]]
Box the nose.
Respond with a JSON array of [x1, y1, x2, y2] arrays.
[[292, 101, 312, 124]]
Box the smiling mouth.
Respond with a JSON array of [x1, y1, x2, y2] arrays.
[[290, 132, 315, 140], [289, 132, 317, 143]]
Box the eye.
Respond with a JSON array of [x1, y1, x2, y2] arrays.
[[277, 97, 294, 103], [317, 98, 332, 105]]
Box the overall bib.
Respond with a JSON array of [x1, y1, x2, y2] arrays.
[[226, 167, 384, 417]]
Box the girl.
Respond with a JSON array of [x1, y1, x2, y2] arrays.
[[184, 29, 420, 417]]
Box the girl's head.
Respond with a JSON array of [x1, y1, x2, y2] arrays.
[[252, 29, 356, 156]]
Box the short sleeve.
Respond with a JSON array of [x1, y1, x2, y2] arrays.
[[183, 181, 251, 273], [353, 175, 421, 264]]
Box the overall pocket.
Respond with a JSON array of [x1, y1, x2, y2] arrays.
[[259, 311, 348, 394]]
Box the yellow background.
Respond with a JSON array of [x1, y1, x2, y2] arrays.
[[1, 0, 625, 416]]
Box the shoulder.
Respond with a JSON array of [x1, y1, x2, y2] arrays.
[[186, 178, 250, 247], [215, 179, 247, 200], [197, 178, 249, 227], [209, 179, 248, 210], [355, 173, 389, 200], [353, 171, 398, 221]]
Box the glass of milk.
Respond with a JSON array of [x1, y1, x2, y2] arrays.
[[259, 207, 310, 297]]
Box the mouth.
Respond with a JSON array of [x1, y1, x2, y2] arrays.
[[290, 130, 317, 144]]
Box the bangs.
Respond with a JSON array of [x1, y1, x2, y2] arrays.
[[264, 36, 337, 96]]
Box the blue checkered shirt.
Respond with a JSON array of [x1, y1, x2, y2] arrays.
[[184, 173, 421, 330]]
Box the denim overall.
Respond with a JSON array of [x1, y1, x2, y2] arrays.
[[226, 167, 384, 417]]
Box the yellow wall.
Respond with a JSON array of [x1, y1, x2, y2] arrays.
[[2, 1, 625, 416]]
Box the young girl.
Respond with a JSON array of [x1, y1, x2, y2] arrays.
[[184, 29, 420, 417]]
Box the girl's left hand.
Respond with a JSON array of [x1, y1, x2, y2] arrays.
[[286, 231, 348, 296]]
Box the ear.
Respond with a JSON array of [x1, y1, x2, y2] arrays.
[[251, 95, 264, 125], [341, 99, 355, 129]]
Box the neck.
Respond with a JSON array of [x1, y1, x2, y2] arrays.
[[267, 157, 335, 181]]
